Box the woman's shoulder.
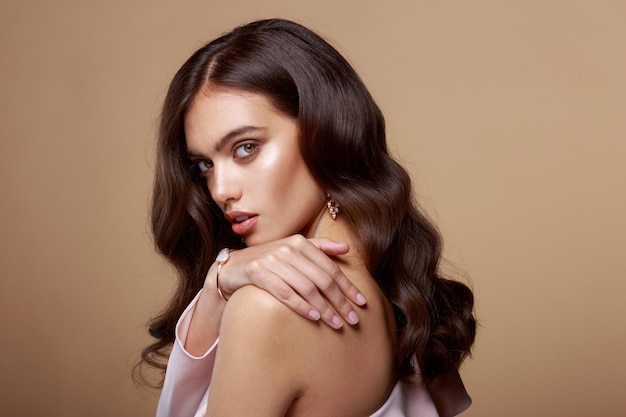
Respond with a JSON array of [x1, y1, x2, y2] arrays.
[[219, 284, 323, 357], [218, 281, 398, 416], [218, 284, 316, 360], [221, 284, 299, 331], [208, 285, 312, 414], [220, 272, 394, 348]]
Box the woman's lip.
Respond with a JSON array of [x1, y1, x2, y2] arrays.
[[225, 211, 256, 223], [231, 215, 258, 235]]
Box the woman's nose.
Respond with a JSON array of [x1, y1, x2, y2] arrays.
[[208, 164, 241, 208]]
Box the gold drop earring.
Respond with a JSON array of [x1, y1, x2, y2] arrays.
[[326, 193, 339, 220]]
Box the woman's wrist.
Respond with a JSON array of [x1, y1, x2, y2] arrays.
[[215, 248, 232, 301], [185, 263, 229, 355]]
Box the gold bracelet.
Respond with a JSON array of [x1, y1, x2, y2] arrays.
[[215, 248, 231, 301]]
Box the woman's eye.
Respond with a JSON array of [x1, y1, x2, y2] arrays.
[[234, 143, 257, 158], [197, 160, 213, 172]]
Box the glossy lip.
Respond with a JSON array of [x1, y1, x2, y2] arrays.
[[225, 211, 259, 236]]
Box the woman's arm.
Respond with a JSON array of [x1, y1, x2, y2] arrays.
[[219, 235, 366, 327], [205, 285, 307, 417], [185, 235, 367, 355], [156, 291, 220, 417]]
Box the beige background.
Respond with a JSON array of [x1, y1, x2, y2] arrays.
[[1, 1, 624, 416]]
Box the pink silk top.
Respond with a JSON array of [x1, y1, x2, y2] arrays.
[[156, 291, 471, 417]]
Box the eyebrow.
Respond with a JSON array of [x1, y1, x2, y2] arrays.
[[187, 125, 265, 158]]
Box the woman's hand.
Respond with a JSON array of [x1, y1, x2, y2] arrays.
[[214, 234, 367, 329]]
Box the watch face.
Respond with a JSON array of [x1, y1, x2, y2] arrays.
[[216, 248, 230, 263]]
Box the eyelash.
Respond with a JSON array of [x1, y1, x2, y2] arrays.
[[194, 142, 258, 174], [196, 160, 213, 172], [234, 142, 257, 158]]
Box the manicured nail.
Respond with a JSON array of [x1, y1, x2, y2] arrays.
[[332, 315, 343, 328], [308, 310, 321, 320], [356, 292, 367, 305], [347, 311, 359, 325]]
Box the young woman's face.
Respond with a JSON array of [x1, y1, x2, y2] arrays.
[[184, 87, 326, 246]]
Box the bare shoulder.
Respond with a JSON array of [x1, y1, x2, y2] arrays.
[[218, 285, 310, 367], [207, 285, 311, 416], [220, 284, 302, 335], [219, 276, 397, 416]]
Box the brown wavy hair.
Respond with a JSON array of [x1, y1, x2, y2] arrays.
[[139, 18, 475, 385]]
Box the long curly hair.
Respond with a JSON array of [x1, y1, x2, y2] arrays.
[[139, 18, 475, 385]]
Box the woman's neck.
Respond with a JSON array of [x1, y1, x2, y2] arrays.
[[306, 206, 366, 271]]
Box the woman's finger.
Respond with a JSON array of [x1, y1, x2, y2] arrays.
[[246, 259, 346, 328], [262, 254, 349, 329], [266, 239, 363, 326], [216, 235, 366, 328]]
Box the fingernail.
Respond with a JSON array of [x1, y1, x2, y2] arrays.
[[308, 310, 321, 320], [332, 315, 343, 328], [356, 293, 367, 305], [347, 311, 359, 325]]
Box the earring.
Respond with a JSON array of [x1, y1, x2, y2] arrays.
[[326, 193, 339, 220]]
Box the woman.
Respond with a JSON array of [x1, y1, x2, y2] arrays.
[[141, 18, 476, 416]]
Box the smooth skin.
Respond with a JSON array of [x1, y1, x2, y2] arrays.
[[184, 87, 397, 416]]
